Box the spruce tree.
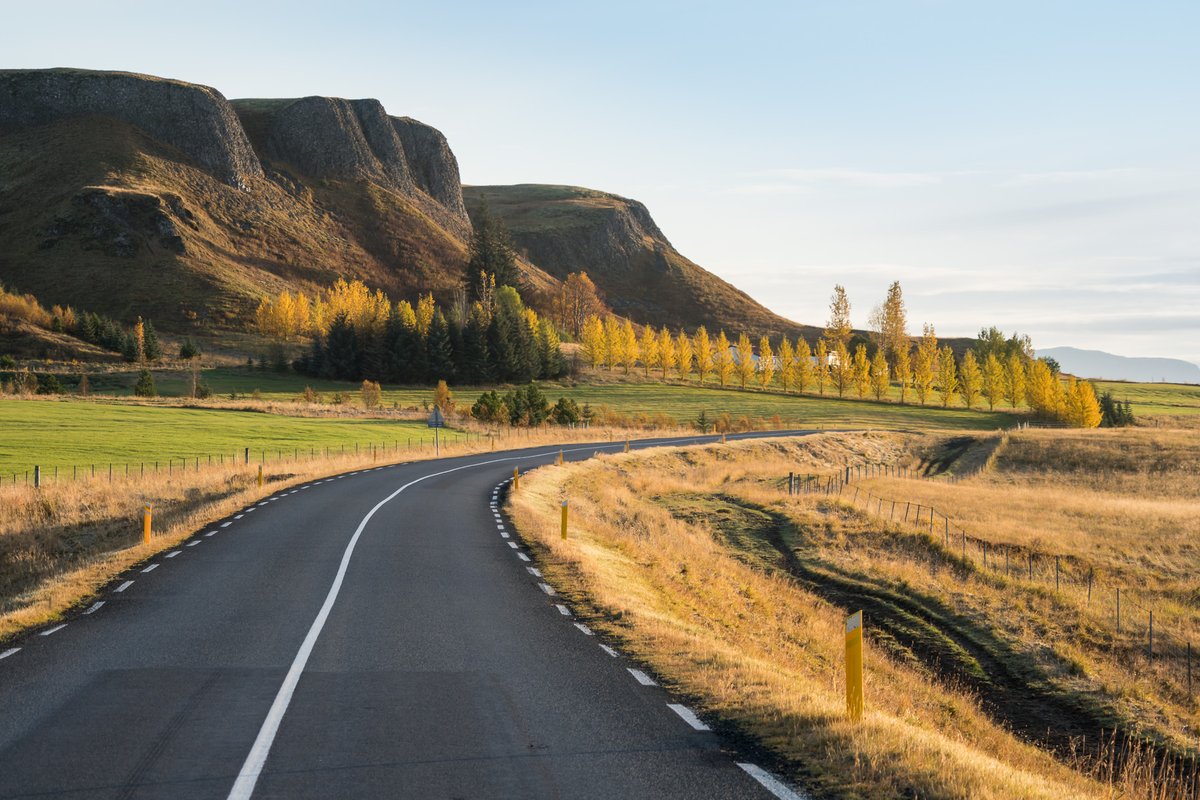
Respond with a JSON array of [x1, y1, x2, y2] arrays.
[[323, 312, 360, 380]]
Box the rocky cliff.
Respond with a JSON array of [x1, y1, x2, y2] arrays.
[[464, 185, 813, 339], [0, 68, 262, 188], [231, 97, 469, 237]]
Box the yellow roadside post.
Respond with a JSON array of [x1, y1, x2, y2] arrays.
[[721, 432, 727, 444], [845, 610, 864, 721], [561, 499, 569, 539], [513, 466, 520, 491], [624, 438, 630, 453], [257, 464, 264, 488], [142, 505, 152, 545], [557, 449, 564, 466]]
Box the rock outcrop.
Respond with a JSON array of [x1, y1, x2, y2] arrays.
[[391, 116, 468, 221], [0, 68, 263, 188], [232, 97, 469, 235]]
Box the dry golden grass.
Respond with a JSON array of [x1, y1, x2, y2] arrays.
[[0, 424, 639, 642], [507, 434, 1116, 799]]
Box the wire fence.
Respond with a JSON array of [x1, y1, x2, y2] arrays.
[[785, 463, 1196, 700], [0, 430, 491, 490]]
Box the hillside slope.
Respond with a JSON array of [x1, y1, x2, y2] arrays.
[[1038, 346, 1200, 384], [465, 184, 815, 338], [0, 69, 555, 335]]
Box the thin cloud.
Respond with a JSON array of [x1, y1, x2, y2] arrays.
[[758, 168, 943, 189], [998, 168, 1150, 187]]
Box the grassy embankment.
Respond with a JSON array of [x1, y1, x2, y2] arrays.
[[507, 432, 1198, 799]]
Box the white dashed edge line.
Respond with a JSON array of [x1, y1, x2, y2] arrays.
[[234, 514, 244, 520], [0, 647, 20, 660], [220, 521, 233, 528], [667, 703, 710, 731], [40, 624, 67, 637], [205, 531, 217, 537], [627, 668, 657, 686], [115, 580, 133, 593], [187, 541, 201, 547], [507, 542, 518, 549], [736, 763, 808, 800], [538, 583, 556, 596], [517, 552, 529, 561], [599, 644, 620, 658], [84, 601, 105, 614], [141, 563, 159, 573], [573, 622, 593, 636], [555, 604, 571, 616], [526, 567, 542, 578], [165, 551, 181, 558]]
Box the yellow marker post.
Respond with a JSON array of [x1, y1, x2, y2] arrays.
[[845, 610, 864, 721], [513, 466, 520, 491], [561, 499, 569, 539], [557, 449, 564, 466], [257, 463, 264, 488], [721, 432, 727, 444], [624, 438, 630, 453], [142, 505, 152, 545]]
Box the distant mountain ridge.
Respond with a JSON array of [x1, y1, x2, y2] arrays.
[[0, 67, 808, 342], [1037, 346, 1200, 384]]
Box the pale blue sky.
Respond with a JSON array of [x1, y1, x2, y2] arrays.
[[5, 1, 1198, 363]]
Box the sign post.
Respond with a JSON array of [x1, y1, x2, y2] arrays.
[[427, 406, 445, 457], [845, 610, 864, 721]]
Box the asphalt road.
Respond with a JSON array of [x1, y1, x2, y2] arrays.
[[0, 432, 810, 799]]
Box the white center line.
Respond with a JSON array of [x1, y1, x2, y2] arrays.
[[667, 704, 710, 731], [40, 624, 67, 637], [115, 580, 134, 593], [84, 601, 106, 615], [737, 764, 808, 800], [0, 647, 20, 660], [141, 563, 159, 573], [627, 668, 657, 686], [226, 451, 565, 800], [165, 551, 182, 558], [599, 644, 620, 658], [538, 582, 556, 596]]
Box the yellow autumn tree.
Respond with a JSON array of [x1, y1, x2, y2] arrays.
[[959, 350, 983, 409], [913, 324, 938, 404], [734, 332, 755, 389], [778, 336, 795, 392], [694, 326, 713, 384], [831, 341, 852, 397], [981, 352, 1004, 410], [852, 344, 870, 398], [580, 315, 606, 369], [620, 319, 638, 375], [675, 330, 694, 379], [603, 316, 622, 370], [894, 344, 912, 403], [870, 347, 889, 400], [714, 331, 733, 387], [937, 346, 958, 407], [758, 336, 775, 389], [795, 337, 813, 394], [1006, 353, 1026, 409], [657, 326, 676, 379], [814, 338, 829, 395], [639, 324, 659, 377]]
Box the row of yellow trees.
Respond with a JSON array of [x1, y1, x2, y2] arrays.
[[578, 315, 1100, 427], [254, 279, 397, 340]]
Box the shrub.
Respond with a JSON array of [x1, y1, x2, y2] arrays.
[[361, 380, 382, 409], [38, 374, 64, 394], [133, 369, 157, 397], [551, 397, 581, 426], [0, 354, 15, 370]]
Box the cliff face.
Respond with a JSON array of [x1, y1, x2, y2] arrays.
[[0, 68, 262, 188], [464, 184, 810, 338], [391, 117, 468, 221], [231, 97, 469, 237]]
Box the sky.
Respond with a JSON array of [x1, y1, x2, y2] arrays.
[[5, 1, 1198, 364]]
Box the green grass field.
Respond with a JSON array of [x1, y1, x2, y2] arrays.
[[0, 399, 453, 477], [1091, 380, 1200, 415]]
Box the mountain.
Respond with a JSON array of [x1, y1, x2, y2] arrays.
[[464, 184, 815, 339], [1037, 346, 1200, 384], [0, 68, 807, 345], [0, 68, 554, 334]]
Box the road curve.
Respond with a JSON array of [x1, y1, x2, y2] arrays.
[[0, 432, 812, 799]]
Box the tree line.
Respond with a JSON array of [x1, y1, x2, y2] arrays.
[[577, 282, 1105, 428]]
